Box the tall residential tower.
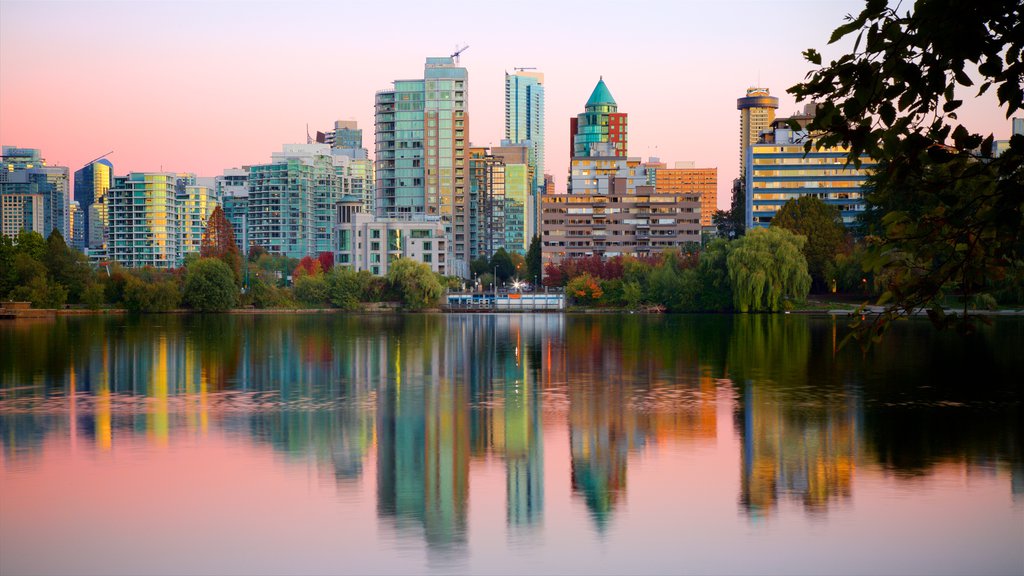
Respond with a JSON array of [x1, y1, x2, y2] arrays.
[[375, 56, 470, 277], [737, 87, 779, 179], [504, 71, 545, 198]]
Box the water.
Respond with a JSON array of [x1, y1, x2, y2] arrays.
[[1, 313, 1021, 575]]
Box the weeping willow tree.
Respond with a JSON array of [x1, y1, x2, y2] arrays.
[[727, 227, 812, 312]]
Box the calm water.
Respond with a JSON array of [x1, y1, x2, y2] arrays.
[[1, 313, 1021, 575]]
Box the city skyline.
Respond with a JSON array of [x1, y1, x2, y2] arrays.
[[2, 0, 1010, 213]]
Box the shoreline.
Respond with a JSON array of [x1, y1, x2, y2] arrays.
[[4, 305, 1024, 319]]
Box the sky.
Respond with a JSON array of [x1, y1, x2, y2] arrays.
[[0, 0, 1013, 210]]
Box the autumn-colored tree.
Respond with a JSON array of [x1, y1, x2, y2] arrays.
[[200, 206, 241, 283], [317, 251, 334, 273]]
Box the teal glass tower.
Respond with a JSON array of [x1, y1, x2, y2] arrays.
[[504, 71, 545, 197], [375, 56, 470, 277]]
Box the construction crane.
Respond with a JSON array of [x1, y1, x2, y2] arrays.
[[451, 44, 469, 63], [514, 67, 537, 72], [85, 150, 114, 165]]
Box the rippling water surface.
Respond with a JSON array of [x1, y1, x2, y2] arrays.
[[1, 313, 1021, 575]]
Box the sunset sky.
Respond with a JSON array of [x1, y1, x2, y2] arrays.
[[0, 0, 1012, 209]]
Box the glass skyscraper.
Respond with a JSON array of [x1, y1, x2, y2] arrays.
[[107, 172, 184, 268], [376, 56, 470, 277], [74, 157, 114, 250], [504, 71, 545, 198], [247, 144, 344, 259]]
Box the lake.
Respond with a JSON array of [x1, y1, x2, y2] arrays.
[[1, 313, 1021, 575]]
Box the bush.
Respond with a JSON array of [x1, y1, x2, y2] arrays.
[[326, 268, 361, 310], [567, 273, 603, 306], [8, 276, 67, 309], [293, 273, 328, 306], [184, 258, 238, 312], [82, 283, 105, 310], [121, 276, 180, 313], [387, 258, 443, 311]]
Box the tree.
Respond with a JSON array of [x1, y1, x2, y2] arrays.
[[121, 275, 180, 313], [727, 227, 811, 312], [771, 196, 847, 291], [713, 178, 747, 239], [789, 0, 1024, 334], [184, 258, 238, 312], [387, 257, 443, 311], [45, 230, 90, 302], [526, 235, 542, 285], [326, 267, 360, 310], [9, 275, 67, 309], [489, 248, 515, 282], [293, 273, 328, 306], [566, 273, 603, 306], [697, 238, 734, 311], [200, 206, 242, 284]]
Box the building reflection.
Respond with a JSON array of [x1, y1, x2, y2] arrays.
[[732, 316, 858, 517], [2, 313, 1022, 538]]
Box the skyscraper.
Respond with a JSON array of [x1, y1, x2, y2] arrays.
[[737, 87, 779, 179], [0, 146, 69, 241], [107, 172, 184, 268], [74, 157, 114, 250], [569, 77, 627, 163], [375, 56, 470, 277], [215, 168, 249, 253], [316, 120, 365, 155], [504, 70, 545, 200], [247, 144, 344, 259]]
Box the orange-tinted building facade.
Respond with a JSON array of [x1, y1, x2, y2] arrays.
[[655, 167, 718, 227]]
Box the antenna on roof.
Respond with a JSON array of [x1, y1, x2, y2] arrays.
[[451, 44, 469, 63], [86, 151, 114, 165], [514, 67, 536, 72]]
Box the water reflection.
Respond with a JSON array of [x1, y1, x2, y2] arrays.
[[1, 313, 1022, 560]]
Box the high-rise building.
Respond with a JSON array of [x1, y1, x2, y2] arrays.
[[737, 87, 779, 179], [0, 146, 69, 241], [0, 193, 43, 239], [247, 144, 344, 259], [107, 172, 184, 268], [469, 147, 506, 259], [177, 184, 218, 258], [316, 120, 365, 155], [375, 56, 470, 277], [493, 142, 534, 254], [504, 70, 545, 201], [74, 157, 114, 250], [68, 200, 84, 249], [653, 162, 718, 228], [745, 121, 874, 229], [215, 168, 249, 253], [569, 78, 627, 162], [541, 80, 700, 269]]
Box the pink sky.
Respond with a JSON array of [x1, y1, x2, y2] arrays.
[[0, 0, 1012, 210]]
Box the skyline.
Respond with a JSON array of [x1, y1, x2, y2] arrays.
[[0, 0, 1012, 211]]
